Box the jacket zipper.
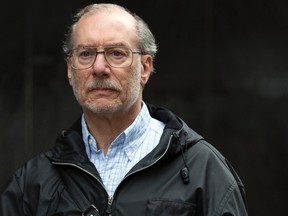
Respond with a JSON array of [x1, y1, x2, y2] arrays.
[[106, 196, 113, 216], [52, 161, 105, 188], [52, 134, 174, 216], [106, 134, 174, 215], [121, 134, 173, 180], [51, 161, 107, 214]]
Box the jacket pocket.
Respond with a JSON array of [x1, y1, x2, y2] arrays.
[[146, 199, 196, 216]]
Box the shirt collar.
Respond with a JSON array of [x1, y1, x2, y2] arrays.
[[82, 102, 152, 160]]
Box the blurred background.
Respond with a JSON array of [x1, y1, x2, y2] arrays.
[[1, 0, 288, 215]]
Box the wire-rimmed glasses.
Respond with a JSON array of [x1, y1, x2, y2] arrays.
[[69, 46, 142, 70]]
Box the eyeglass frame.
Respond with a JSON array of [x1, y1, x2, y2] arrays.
[[67, 46, 144, 70]]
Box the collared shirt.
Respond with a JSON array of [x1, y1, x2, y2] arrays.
[[82, 102, 165, 197]]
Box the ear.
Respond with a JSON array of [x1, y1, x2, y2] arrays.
[[66, 58, 73, 86], [140, 55, 153, 86]]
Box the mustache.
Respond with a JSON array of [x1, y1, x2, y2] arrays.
[[87, 79, 122, 92]]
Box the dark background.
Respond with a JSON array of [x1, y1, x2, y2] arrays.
[[1, 0, 288, 215]]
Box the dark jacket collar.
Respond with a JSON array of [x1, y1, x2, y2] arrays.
[[47, 104, 203, 163]]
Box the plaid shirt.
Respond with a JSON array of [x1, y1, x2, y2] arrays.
[[82, 102, 165, 197]]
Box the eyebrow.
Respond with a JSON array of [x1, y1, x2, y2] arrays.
[[105, 42, 129, 47], [76, 42, 130, 49]]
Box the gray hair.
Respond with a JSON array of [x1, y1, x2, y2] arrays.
[[62, 4, 157, 72]]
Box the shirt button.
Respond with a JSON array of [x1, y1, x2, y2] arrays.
[[88, 138, 93, 145]]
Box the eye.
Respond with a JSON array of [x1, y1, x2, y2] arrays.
[[78, 49, 93, 58], [106, 47, 128, 59], [112, 50, 124, 57]]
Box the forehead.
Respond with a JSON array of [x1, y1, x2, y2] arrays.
[[73, 8, 137, 48]]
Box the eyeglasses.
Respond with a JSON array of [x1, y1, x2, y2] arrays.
[[69, 46, 142, 70]]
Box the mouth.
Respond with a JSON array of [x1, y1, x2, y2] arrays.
[[89, 87, 116, 93]]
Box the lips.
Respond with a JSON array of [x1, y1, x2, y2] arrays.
[[90, 87, 115, 93]]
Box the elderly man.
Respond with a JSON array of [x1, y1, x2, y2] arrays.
[[0, 3, 248, 216]]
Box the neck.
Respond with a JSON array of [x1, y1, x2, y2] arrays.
[[83, 103, 141, 155]]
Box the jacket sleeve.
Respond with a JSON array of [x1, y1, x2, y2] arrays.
[[0, 174, 25, 216], [212, 158, 248, 216], [219, 159, 248, 216], [217, 180, 248, 216], [197, 141, 248, 216]]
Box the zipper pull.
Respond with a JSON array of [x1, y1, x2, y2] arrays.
[[82, 204, 100, 216], [106, 196, 113, 216]]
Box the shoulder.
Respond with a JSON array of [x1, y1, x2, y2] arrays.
[[13, 152, 63, 193], [188, 139, 230, 171], [186, 138, 236, 191], [186, 140, 247, 215], [1, 152, 66, 215], [200, 140, 225, 160], [187, 140, 238, 190]]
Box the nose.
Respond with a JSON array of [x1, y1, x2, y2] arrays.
[[91, 52, 109, 76]]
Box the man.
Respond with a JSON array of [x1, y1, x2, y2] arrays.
[[0, 3, 248, 216]]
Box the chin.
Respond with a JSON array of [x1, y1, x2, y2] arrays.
[[84, 101, 122, 115], [83, 94, 140, 116]]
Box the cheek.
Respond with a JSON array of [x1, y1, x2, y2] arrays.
[[70, 72, 86, 92], [128, 66, 142, 91]]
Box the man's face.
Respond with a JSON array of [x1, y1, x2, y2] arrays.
[[67, 9, 152, 116]]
